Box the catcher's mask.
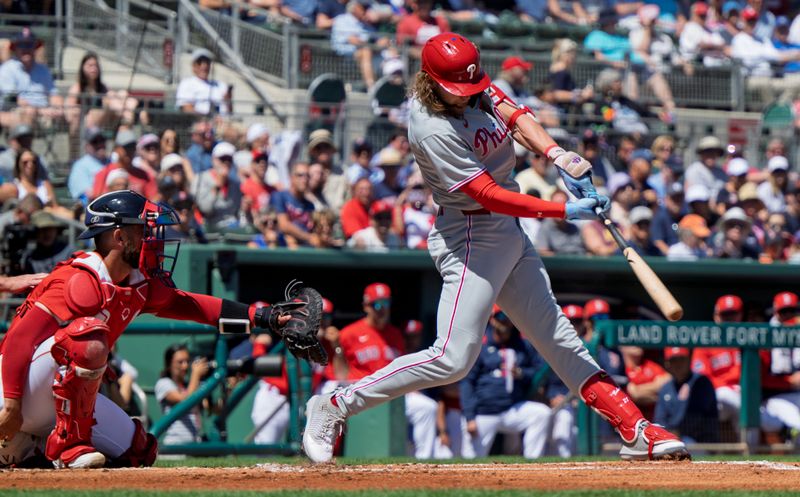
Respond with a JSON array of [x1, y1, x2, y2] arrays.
[[80, 190, 181, 286]]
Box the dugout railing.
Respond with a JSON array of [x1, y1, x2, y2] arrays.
[[588, 320, 800, 456]]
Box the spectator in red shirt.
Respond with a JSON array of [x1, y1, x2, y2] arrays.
[[92, 130, 157, 200], [396, 0, 450, 55], [338, 283, 438, 458], [621, 345, 671, 419], [241, 151, 273, 225], [692, 295, 742, 428], [340, 177, 374, 239]]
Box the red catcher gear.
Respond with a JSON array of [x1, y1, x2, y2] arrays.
[[46, 317, 110, 465], [421, 32, 490, 97], [580, 371, 645, 443], [108, 419, 157, 467]]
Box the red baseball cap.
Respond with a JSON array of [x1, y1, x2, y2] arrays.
[[715, 294, 743, 313], [405, 320, 423, 335], [773, 291, 799, 312], [692, 2, 708, 15], [501, 56, 532, 72], [664, 347, 690, 360], [322, 298, 334, 314], [741, 6, 759, 21], [563, 305, 584, 320], [369, 200, 394, 217], [584, 299, 611, 319], [364, 282, 391, 304]]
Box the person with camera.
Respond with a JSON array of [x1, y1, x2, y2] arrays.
[[0, 190, 326, 469], [154, 344, 209, 446]]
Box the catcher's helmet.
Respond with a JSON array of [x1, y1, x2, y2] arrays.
[[421, 32, 490, 97], [80, 190, 181, 286]]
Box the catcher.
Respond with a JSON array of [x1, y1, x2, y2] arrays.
[[0, 190, 326, 469]]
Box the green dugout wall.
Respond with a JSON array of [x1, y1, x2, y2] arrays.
[[112, 246, 800, 455]]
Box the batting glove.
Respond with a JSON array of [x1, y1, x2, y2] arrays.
[[547, 146, 593, 178], [565, 195, 610, 221], [557, 168, 598, 199]]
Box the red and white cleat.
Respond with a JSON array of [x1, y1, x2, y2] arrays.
[[619, 421, 691, 461]]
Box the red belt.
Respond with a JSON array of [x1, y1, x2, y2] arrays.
[[438, 207, 491, 216]]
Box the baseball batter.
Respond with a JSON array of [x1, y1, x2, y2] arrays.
[[0, 190, 324, 468], [304, 32, 689, 462]]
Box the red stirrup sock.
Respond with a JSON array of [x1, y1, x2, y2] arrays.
[[580, 371, 645, 443]]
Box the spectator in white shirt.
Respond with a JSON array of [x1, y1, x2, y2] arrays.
[[757, 156, 789, 214], [731, 6, 800, 102], [679, 2, 729, 66], [175, 48, 231, 116]]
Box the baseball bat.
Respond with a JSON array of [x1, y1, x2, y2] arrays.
[[595, 208, 684, 321]]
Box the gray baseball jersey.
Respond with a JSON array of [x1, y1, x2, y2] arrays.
[[333, 84, 601, 419]]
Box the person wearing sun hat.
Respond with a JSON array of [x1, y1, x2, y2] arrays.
[[685, 136, 727, 200], [712, 207, 760, 259]]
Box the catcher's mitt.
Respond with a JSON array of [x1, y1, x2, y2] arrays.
[[256, 280, 328, 366]]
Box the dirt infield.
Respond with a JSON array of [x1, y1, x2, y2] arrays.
[[1, 461, 799, 492]]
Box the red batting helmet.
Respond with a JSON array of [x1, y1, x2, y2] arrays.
[[421, 32, 490, 97]]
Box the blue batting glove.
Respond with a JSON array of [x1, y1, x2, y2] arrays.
[[565, 197, 604, 220], [557, 169, 597, 199], [588, 192, 611, 214]]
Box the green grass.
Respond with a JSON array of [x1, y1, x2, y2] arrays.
[[7, 491, 800, 497]]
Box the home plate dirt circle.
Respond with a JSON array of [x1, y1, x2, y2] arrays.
[[1, 461, 798, 491]]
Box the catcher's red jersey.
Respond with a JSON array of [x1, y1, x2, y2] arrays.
[[1, 251, 224, 399], [338, 318, 405, 380]]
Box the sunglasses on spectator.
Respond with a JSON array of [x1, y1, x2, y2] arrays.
[[20, 159, 36, 165], [217, 156, 233, 163], [294, 172, 309, 178], [635, 221, 651, 228], [143, 144, 159, 151]]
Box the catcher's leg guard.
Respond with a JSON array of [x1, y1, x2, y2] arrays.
[[45, 318, 110, 467], [108, 418, 158, 467], [579, 371, 643, 443]]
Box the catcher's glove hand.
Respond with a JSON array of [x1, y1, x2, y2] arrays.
[[255, 280, 328, 366]]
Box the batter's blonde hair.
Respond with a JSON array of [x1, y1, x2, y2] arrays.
[[410, 71, 449, 116]]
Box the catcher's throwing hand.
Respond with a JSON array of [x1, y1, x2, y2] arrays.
[[255, 281, 328, 366]]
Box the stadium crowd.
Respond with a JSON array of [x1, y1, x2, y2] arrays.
[[0, 1, 800, 460]]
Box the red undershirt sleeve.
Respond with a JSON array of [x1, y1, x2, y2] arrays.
[[146, 282, 224, 327], [1, 306, 60, 399], [459, 171, 566, 219]]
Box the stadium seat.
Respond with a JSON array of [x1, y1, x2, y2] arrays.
[[305, 73, 347, 150]]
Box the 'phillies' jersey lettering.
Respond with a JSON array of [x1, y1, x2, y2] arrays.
[[473, 122, 510, 157]]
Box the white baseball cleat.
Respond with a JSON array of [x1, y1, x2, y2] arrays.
[[619, 420, 691, 461], [53, 451, 106, 469], [302, 394, 345, 463]]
